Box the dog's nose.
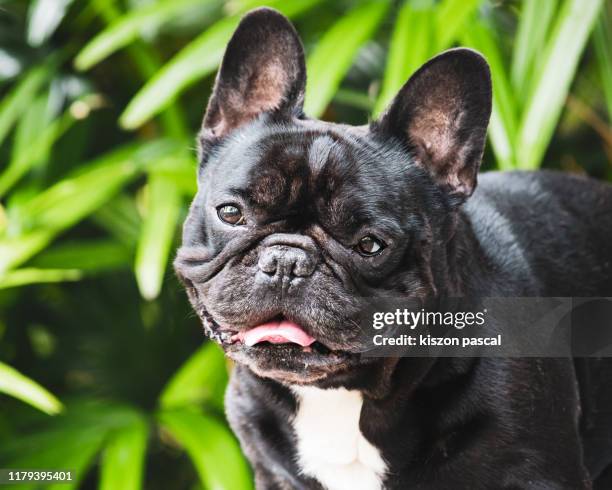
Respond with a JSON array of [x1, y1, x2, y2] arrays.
[[256, 234, 319, 285], [258, 245, 315, 278]]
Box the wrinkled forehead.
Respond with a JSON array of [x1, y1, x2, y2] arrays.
[[201, 120, 423, 233], [206, 123, 368, 199]]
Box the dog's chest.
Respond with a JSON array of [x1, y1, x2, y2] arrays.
[[291, 386, 387, 490]]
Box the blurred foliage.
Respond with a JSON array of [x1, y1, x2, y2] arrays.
[[0, 0, 610, 488]]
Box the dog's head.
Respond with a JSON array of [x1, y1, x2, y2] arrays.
[[174, 8, 491, 385]]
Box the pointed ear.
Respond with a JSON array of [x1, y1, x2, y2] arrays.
[[200, 8, 306, 146], [373, 48, 492, 203]]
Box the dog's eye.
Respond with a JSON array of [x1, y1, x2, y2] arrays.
[[356, 235, 385, 256], [217, 204, 245, 225]]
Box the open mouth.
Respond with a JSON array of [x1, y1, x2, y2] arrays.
[[232, 317, 339, 356], [198, 308, 348, 360], [201, 310, 336, 354], [194, 304, 365, 383]]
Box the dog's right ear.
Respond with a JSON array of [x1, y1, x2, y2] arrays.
[[200, 8, 306, 152], [372, 49, 491, 204]]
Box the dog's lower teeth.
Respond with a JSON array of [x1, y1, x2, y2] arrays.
[[198, 308, 234, 345]]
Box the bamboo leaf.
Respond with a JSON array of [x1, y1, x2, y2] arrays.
[[0, 362, 63, 414], [29, 239, 131, 273], [434, 0, 481, 51], [75, 0, 210, 71], [0, 203, 6, 234], [159, 409, 252, 490], [334, 88, 375, 111], [10, 139, 179, 235], [374, 0, 434, 116], [159, 343, 228, 412], [92, 194, 142, 248], [0, 403, 140, 490], [517, 0, 604, 170], [0, 143, 164, 274], [118, 16, 235, 130], [0, 100, 76, 197], [0, 140, 182, 276], [99, 416, 149, 490], [0, 65, 48, 146], [593, 5, 612, 121], [0, 230, 56, 277], [27, 0, 76, 47], [7, 434, 103, 490], [135, 171, 182, 300], [120, 0, 324, 129], [511, 0, 558, 101], [305, 0, 390, 117], [19, 158, 138, 231], [0, 48, 21, 81], [11, 91, 52, 162], [375, 0, 478, 116], [0, 268, 82, 289], [462, 19, 519, 170], [153, 165, 198, 198], [86, 0, 190, 139]]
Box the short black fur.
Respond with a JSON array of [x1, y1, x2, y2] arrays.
[[175, 8, 612, 489]]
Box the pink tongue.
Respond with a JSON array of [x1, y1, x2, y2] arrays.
[[239, 320, 316, 347]]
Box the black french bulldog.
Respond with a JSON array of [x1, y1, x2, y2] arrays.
[[174, 8, 612, 490]]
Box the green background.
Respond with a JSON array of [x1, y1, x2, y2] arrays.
[[0, 0, 611, 488]]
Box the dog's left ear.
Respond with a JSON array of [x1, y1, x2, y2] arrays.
[[200, 8, 306, 147], [373, 48, 492, 203]]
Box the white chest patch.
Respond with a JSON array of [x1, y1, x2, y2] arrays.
[[291, 386, 387, 490]]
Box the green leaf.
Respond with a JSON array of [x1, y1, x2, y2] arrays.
[[0, 402, 141, 490], [154, 165, 198, 198], [0, 230, 56, 278], [27, 0, 76, 47], [7, 432, 103, 490], [159, 343, 228, 412], [0, 202, 6, 234], [517, 0, 604, 169], [9, 139, 180, 234], [0, 143, 157, 274], [99, 416, 149, 490], [511, 0, 558, 101], [593, 4, 612, 121], [374, 0, 479, 116], [10, 91, 52, 163], [374, 0, 435, 116], [85, 0, 190, 139], [0, 361, 63, 415], [305, 0, 390, 117], [434, 0, 481, 51], [135, 171, 182, 300], [0, 64, 48, 146], [462, 19, 518, 170], [159, 409, 253, 490], [118, 16, 235, 130], [75, 0, 210, 71], [0, 268, 82, 289], [334, 88, 375, 111], [19, 157, 138, 231], [92, 194, 142, 248], [120, 0, 324, 129], [0, 99, 76, 197], [29, 239, 131, 273], [0, 48, 21, 81]]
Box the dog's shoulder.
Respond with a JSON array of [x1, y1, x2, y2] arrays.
[[464, 170, 612, 296]]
